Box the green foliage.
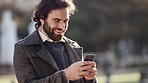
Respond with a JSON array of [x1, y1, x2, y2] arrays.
[[66, 0, 148, 52]]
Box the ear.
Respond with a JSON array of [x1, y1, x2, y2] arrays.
[[40, 18, 44, 26]]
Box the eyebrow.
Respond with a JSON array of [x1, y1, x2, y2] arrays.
[[52, 18, 69, 21]]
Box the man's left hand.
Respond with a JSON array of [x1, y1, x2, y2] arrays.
[[84, 61, 97, 80]]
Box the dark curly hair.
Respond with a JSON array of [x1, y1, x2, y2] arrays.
[[32, 0, 77, 29]]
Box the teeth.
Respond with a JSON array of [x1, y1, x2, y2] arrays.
[[55, 29, 63, 33]]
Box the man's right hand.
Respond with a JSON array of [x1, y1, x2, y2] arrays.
[[64, 61, 94, 81]]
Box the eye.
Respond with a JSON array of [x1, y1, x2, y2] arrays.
[[55, 19, 60, 22], [64, 19, 69, 23]]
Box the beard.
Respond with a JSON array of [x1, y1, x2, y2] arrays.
[[43, 21, 64, 41]]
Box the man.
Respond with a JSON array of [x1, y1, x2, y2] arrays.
[[13, 0, 97, 83]]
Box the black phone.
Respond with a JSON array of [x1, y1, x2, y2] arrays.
[[84, 54, 95, 61]]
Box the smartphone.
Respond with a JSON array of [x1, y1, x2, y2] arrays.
[[84, 54, 95, 61]]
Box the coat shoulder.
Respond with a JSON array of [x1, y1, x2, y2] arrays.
[[64, 36, 80, 48]]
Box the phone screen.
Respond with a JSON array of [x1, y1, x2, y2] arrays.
[[84, 54, 95, 61]]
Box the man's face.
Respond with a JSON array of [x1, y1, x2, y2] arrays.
[[41, 8, 70, 41]]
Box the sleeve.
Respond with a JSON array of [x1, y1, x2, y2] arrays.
[[13, 43, 68, 83], [85, 80, 97, 83], [84, 77, 98, 83]]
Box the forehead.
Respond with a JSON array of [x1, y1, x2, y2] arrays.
[[47, 8, 70, 20]]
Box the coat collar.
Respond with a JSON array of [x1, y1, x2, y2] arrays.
[[22, 30, 43, 45], [22, 30, 69, 45]]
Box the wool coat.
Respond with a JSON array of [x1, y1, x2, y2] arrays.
[[13, 30, 97, 83]]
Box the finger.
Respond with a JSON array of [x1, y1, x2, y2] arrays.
[[82, 61, 96, 67], [79, 75, 85, 78], [86, 72, 96, 78], [90, 61, 96, 67], [81, 61, 92, 67], [81, 66, 91, 71], [88, 68, 97, 72], [78, 70, 89, 76], [86, 69, 97, 76], [85, 72, 96, 80], [85, 68, 97, 77]]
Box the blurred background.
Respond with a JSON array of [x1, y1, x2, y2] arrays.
[[0, 0, 148, 83]]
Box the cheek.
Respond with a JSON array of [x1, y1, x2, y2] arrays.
[[50, 23, 57, 29], [43, 23, 51, 32], [44, 20, 55, 30]]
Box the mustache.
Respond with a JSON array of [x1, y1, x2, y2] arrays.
[[54, 27, 65, 31]]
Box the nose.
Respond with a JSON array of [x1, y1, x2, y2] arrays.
[[58, 22, 65, 28]]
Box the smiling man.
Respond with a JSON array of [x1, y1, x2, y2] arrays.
[[13, 0, 97, 83], [39, 8, 69, 41]]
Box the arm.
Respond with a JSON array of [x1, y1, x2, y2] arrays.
[[64, 40, 98, 83]]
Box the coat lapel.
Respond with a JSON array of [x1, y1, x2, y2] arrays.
[[23, 30, 59, 70], [64, 42, 83, 64], [36, 45, 59, 70]]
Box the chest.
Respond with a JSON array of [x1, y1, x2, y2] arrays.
[[22, 44, 82, 78]]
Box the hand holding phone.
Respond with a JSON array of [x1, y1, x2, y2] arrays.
[[82, 54, 95, 71]]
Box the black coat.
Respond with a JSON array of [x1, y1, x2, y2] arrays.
[[13, 30, 97, 83]]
